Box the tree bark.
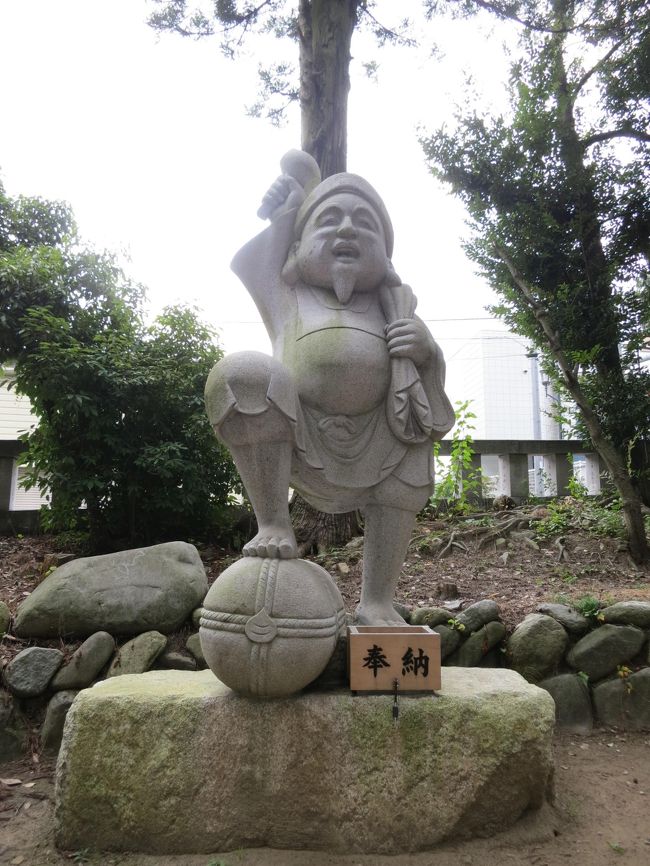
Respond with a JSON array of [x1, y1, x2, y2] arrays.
[[298, 0, 358, 178], [290, 493, 362, 556]]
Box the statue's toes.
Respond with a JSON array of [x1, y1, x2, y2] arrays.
[[266, 537, 280, 558], [243, 537, 263, 557], [278, 538, 297, 559]]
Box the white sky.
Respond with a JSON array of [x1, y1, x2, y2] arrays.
[[0, 0, 524, 403]]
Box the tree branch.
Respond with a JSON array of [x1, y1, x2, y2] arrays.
[[573, 33, 633, 95], [444, 0, 595, 35], [582, 127, 650, 148], [357, 4, 417, 47]]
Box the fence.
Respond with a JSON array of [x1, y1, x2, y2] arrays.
[[0, 437, 612, 532], [435, 439, 607, 502]]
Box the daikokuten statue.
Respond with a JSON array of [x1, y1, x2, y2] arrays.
[[205, 151, 454, 625]]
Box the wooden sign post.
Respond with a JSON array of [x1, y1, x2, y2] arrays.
[[347, 625, 441, 692]]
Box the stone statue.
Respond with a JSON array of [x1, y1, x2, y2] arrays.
[[205, 150, 454, 625]]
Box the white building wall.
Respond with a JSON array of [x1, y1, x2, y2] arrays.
[[0, 372, 48, 509], [0, 379, 37, 441]]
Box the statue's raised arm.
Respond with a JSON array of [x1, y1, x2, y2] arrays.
[[231, 151, 321, 346]]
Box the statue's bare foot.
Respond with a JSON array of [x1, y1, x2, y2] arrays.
[[354, 603, 406, 626], [243, 524, 298, 559]]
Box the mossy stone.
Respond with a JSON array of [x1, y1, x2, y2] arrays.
[[55, 668, 554, 855]]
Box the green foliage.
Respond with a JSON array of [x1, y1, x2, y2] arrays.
[[534, 494, 628, 542], [533, 502, 572, 539], [421, 0, 650, 522], [431, 400, 484, 513], [572, 595, 605, 620], [447, 618, 466, 632], [0, 181, 239, 550]]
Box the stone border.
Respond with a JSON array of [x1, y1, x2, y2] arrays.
[[2, 597, 650, 760]]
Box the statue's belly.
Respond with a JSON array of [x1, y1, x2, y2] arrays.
[[292, 329, 390, 416]]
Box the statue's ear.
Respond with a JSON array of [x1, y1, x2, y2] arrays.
[[385, 258, 402, 288], [281, 242, 301, 285]]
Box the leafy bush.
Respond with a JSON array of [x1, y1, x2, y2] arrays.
[[1, 182, 240, 550]]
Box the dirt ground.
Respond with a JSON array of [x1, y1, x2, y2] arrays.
[[1, 504, 650, 865]]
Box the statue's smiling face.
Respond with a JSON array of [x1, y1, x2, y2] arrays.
[[295, 193, 388, 302]]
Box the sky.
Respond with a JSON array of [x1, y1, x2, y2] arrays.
[[0, 0, 525, 403]]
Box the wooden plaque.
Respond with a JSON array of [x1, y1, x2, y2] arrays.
[[347, 625, 441, 692]]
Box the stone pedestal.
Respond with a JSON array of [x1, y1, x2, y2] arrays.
[[55, 668, 555, 855]]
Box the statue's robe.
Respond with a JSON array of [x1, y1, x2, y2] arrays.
[[209, 207, 455, 512]]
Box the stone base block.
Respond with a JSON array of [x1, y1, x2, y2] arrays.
[[55, 668, 555, 855]]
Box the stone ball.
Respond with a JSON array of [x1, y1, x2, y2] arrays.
[[200, 557, 345, 698]]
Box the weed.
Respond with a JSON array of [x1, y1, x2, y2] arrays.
[[573, 595, 605, 621], [534, 503, 572, 539], [70, 851, 91, 865], [447, 618, 466, 632], [557, 568, 578, 585], [430, 400, 487, 514]]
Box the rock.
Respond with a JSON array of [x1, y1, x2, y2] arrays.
[[447, 622, 506, 667], [393, 602, 411, 623], [14, 541, 207, 638], [336, 561, 350, 575], [537, 603, 589, 636], [456, 600, 500, 633], [41, 690, 78, 753], [601, 601, 650, 629], [411, 606, 450, 628], [156, 650, 197, 672], [507, 614, 568, 683], [593, 668, 650, 730], [344, 535, 364, 552], [56, 668, 555, 855], [432, 624, 461, 660], [186, 633, 206, 668], [51, 632, 115, 691], [538, 673, 593, 734], [566, 624, 645, 681], [107, 632, 167, 678], [0, 599, 10, 636], [0, 691, 29, 760], [41, 552, 76, 573], [4, 646, 64, 698]]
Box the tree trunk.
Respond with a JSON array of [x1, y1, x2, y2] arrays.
[[540, 3, 648, 562], [496, 246, 649, 564], [290, 493, 362, 556], [298, 0, 358, 178], [293, 1, 361, 549]]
